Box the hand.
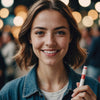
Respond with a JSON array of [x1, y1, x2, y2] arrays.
[[71, 82, 96, 100]]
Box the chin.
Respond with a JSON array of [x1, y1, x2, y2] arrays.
[[43, 60, 59, 66]]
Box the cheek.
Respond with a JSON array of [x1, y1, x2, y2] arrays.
[[58, 38, 70, 49], [31, 38, 42, 49]]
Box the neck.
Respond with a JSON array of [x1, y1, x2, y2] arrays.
[[37, 62, 68, 92]]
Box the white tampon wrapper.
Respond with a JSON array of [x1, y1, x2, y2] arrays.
[[79, 66, 87, 87]]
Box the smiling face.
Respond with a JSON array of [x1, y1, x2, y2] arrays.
[[30, 10, 71, 66]]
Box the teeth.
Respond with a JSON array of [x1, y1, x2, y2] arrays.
[[43, 51, 57, 54]]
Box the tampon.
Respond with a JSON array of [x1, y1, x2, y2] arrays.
[[79, 66, 87, 87]]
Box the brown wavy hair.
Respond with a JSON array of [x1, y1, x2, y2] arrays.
[[15, 0, 87, 69]]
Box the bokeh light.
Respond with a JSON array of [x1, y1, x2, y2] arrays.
[[0, 8, 9, 18], [11, 26, 21, 39], [72, 11, 82, 23], [0, 19, 4, 29], [60, 0, 69, 5], [95, 2, 100, 13], [78, 0, 91, 7], [16, 11, 27, 21], [1, 0, 14, 8], [82, 16, 94, 27], [13, 16, 24, 26], [88, 9, 98, 20], [14, 5, 28, 15]]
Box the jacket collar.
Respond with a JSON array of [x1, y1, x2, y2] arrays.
[[23, 64, 39, 98], [23, 64, 80, 98]]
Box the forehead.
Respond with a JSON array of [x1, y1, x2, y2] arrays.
[[32, 9, 69, 28]]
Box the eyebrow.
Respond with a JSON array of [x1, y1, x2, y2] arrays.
[[54, 26, 68, 30], [32, 26, 69, 30], [33, 27, 47, 30]]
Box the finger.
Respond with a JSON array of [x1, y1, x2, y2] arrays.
[[72, 85, 95, 97], [76, 82, 80, 87], [91, 93, 96, 100], [77, 92, 90, 100], [76, 82, 96, 99], [71, 98, 84, 100], [71, 95, 85, 100]]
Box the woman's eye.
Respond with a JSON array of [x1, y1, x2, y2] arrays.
[[35, 31, 44, 35], [56, 31, 65, 35]]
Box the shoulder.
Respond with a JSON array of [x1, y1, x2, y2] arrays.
[[0, 76, 25, 99], [0, 65, 37, 100]]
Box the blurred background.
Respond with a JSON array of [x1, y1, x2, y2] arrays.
[[0, 0, 100, 89]]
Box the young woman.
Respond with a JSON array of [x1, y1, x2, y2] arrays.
[[0, 0, 99, 100]]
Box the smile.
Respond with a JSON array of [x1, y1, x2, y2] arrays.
[[41, 49, 59, 56], [43, 50, 58, 54]]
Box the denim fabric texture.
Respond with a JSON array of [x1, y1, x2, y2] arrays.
[[0, 64, 100, 100]]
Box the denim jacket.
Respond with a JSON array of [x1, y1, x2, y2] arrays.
[[0, 64, 100, 100]]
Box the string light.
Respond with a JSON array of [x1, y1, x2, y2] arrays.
[[0, 8, 9, 18], [13, 16, 24, 26], [78, 0, 91, 7], [72, 11, 82, 23], [60, 0, 69, 5], [88, 9, 98, 20], [82, 16, 94, 27], [14, 5, 28, 15], [0, 19, 4, 29], [95, 2, 100, 13], [16, 11, 27, 21], [1, 0, 14, 8]]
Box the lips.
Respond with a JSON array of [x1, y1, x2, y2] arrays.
[[41, 49, 59, 56]]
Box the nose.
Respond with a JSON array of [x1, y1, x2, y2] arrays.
[[45, 33, 56, 47]]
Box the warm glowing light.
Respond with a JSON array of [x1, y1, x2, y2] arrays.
[[72, 11, 82, 23], [95, 2, 100, 13], [16, 11, 27, 20], [0, 19, 4, 29], [13, 16, 24, 26], [60, 0, 69, 5], [11, 26, 21, 39], [82, 16, 94, 27], [14, 5, 28, 15], [88, 9, 98, 20], [0, 8, 9, 18], [1, 0, 14, 7], [78, 0, 91, 7]]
